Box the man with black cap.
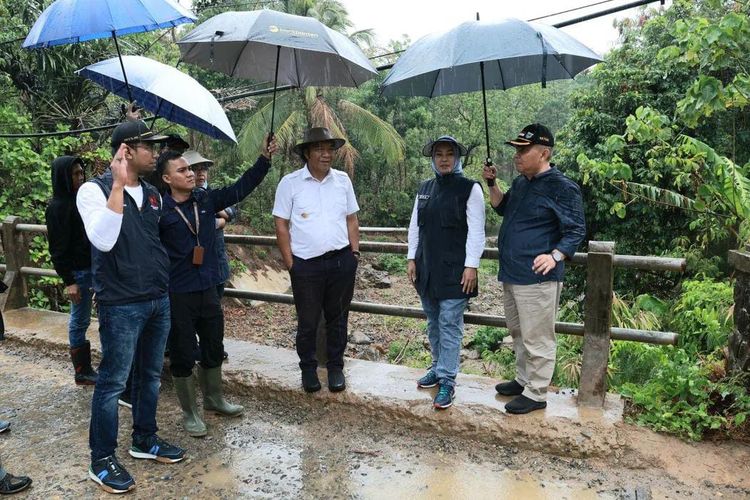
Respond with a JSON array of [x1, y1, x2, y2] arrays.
[[76, 120, 185, 493], [273, 127, 360, 393], [408, 136, 485, 410], [482, 123, 586, 414]]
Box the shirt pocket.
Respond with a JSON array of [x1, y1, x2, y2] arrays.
[[417, 198, 429, 226]]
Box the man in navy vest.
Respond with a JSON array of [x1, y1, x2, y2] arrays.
[[483, 124, 586, 414], [407, 136, 485, 410], [77, 120, 185, 494]]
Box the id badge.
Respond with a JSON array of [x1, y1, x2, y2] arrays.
[[192, 246, 205, 266]]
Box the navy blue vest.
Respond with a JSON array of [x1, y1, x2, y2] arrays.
[[415, 173, 478, 300], [90, 172, 170, 305]]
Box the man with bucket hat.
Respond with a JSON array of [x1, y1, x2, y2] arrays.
[[407, 135, 485, 410], [273, 127, 360, 393], [482, 123, 586, 414], [76, 120, 185, 493]]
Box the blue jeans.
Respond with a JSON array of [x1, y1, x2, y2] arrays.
[[89, 296, 170, 462], [420, 297, 468, 388], [69, 269, 93, 348]]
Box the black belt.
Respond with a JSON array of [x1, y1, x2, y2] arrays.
[[295, 245, 351, 263]]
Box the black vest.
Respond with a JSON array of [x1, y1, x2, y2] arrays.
[[90, 172, 170, 305], [415, 173, 478, 300]]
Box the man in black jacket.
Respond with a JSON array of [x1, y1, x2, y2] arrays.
[[156, 136, 276, 437], [45, 156, 97, 385]]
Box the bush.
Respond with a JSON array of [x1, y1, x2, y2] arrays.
[[670, 279, 734, 355], [376, 254, 407, 274], [471, 326, 507, 353], [620, 349, 750, 441]]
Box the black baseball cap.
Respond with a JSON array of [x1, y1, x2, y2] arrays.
[[110, 120, 168, 150], [505, 123, 555, 147]]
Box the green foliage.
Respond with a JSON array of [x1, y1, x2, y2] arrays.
[[375, 254, 406, 274], [471, 326, 507, 353], [387, 337, 431, 368], [621, 349, 750, 441], [480, 348, 516, 381], [670, 279, 734, 354], [229, 258, 248, 275]]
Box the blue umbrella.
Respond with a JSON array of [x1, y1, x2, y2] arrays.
[[78, 55, 237, 142], [381, 16, 602, 163], [23, 0, 196, 102]]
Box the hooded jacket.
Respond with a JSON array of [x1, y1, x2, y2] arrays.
[[45, 156, 91, 286]]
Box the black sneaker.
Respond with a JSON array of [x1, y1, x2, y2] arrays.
[[117, 392, 132, 409], [88, 455, 135, 494], [129, 435, 186, 464], [505, 395, 547, 414], [0, 471, 32, 495], [495, 379, 524, 396], [417, 371, 439, 388]]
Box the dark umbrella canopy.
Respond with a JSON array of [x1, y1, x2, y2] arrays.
[[176, 10, 377, 88], [381, 18, 602, 97], [381, 17, 601, 163]]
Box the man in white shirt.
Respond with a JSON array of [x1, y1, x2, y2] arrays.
[[273, 127, 360, 393], [76, 120, 185, 494], [407, 136, 486, 410]]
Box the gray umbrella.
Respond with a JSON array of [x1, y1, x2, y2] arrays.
[[177, 9, 377, 136], [381, 16, 602, 162]]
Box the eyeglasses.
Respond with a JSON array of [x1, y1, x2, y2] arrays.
[[128, 142, 158, 154]]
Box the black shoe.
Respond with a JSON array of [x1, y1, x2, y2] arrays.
[[129, 435, 186, 464], [0, 472, 32, 495], [88, 455, 134, 494], [495, 379, 524, 396], [505, 395, 547, 414], [328, 370, 346, 392], [301, 370, 321, 393]]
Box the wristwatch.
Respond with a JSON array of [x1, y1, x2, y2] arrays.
[[551, 249, 565, 263]]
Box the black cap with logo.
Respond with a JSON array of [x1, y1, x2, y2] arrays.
[[505, 123, 555, 147], [110, 120, 168, 151]]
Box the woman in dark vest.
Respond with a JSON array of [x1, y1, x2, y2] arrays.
[[407, 136, 486, 409]]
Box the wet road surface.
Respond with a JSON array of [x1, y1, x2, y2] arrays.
[[0, 343, 742, 499]]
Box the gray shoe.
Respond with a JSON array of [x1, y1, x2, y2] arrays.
[[172, 375, 207, 437], [0, 420, 9, 433], [197, 366, 244, 417]]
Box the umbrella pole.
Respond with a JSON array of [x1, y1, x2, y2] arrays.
[[269, 45, 281, 140], [476, 13, 491, 165], [479, 60, 491, 165], [111, 32, 134, 104]]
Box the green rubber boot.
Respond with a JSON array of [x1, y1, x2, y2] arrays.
[[197, 366, 244, 417], [172, 375, 207, 437]]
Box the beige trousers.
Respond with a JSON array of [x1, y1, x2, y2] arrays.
[[502, 281, 562, 402]]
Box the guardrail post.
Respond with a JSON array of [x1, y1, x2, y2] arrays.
[[1, 216, 29, 310], [579, 241, 615, 407], [728, 249, 750, 384]]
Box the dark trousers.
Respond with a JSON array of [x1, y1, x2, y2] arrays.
[[168, 288, 224, 378], [290, 247, 357, 372]]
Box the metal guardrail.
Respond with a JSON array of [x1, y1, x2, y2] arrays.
[[1, 217, 686, 406]]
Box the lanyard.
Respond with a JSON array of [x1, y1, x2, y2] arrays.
[[174, 202, 201, 246]]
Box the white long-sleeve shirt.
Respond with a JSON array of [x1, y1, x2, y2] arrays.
[[76, 182, 145, 252], [407, 183, 485, 268]]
